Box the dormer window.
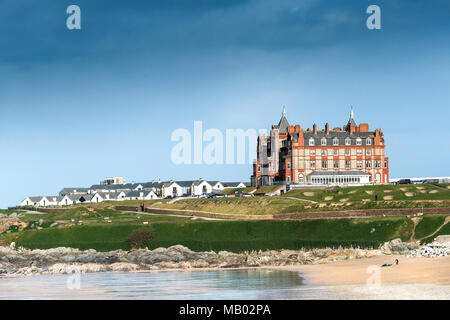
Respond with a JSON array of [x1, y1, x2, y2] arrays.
[[356, 137, 362, 145], [321, 138, 327, 146], [309, 138, 315, 146], [333, 137, 339, 146], [345, 137, 351, 146], [366, 138, 372, 145]]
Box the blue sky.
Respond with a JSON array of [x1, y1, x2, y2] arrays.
[[1, 0, 449, 207]]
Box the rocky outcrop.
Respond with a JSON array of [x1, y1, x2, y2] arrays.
[[407, 241, 450, 258], [379, 238, 420, 255], [0, 237, 448, 276], [0, 244, 385, 276]]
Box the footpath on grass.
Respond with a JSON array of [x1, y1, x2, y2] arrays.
[[114, 205, 450, 221]]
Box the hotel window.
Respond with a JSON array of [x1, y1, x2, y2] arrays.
[[257, 165, 261, 172], [366, 138, 372, 145], [375, 160, 381, 168], [310, 149, 315, 156], [333, 149, 338, 156], [321, 149, 327, 156], [345, 160, 351, 169], [366, 149, 371, 156], [356, 137, 362, 145], [357, 160, 363, 169], [345, 137, 351, 145], [321, 138, 327, 146], [309, 138, 315, 146], [333, 137, 339, 146], [287, 176, 291, 182], [310, 161, 316, 169], [345, 149, 350, 156], [366, 160, 371, 168], [322, 160, 327, 169], [356, 149, 362, 156], [384, 160, 388, 168], [334, 160, 339, 169], [287, 162, 291, 169]]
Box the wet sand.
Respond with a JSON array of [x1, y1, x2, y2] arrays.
[[268, 255, 450, 299], [271, 255, 450, 286]]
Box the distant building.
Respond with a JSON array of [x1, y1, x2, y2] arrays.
[[20, 178, 239, 207], [222, 182, 247, 189], [251, 107, 389, 186], [102, 177, 126, 185]]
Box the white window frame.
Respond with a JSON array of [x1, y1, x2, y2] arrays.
[[310, 161, 316, 169], [356, 160, 362, 169], [321, 149, 327, 156], [321, 138, 327, 146], [345, 149, 350, 156], [333, 137, 339, 146], [356, 149, 362, 156], [309, 138, 315, 146], [345, 137, 351, 146], [366, 138, 372, 145], [345, 160, 351, 169], [310, 149, 315, 156], [333, 149, 338, 156], [356, 137, 362, 145]]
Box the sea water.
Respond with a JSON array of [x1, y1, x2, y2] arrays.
[[0, 269, 322, 300], [1, 269, 448, 299]]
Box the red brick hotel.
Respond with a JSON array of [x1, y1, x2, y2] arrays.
[[251, 107, 389, 187]]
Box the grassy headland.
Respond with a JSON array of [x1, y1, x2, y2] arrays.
[[1, 184, 449, 252]]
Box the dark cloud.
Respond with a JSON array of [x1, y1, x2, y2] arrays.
[[0, 0, 449, 66]]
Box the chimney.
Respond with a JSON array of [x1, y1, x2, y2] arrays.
[[313, 124, 317, 134], [325, 123, 330, 134]]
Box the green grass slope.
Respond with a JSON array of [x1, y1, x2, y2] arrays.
[[14, 217, 413, 252], [414, 215, 446, 239]]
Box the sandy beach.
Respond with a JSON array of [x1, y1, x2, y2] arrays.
[[267, 255, 450, 299], [272, 255, 450, 286]]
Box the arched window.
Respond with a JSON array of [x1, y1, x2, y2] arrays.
[[356, 137, 362, 145], [366, 138, 372, 145], [333, 137, 339, 146], [321, 137, 327, 146], [309, 138, 315, 146], [345, 137, 351, 145]]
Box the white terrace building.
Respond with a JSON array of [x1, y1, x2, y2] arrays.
[[21, 178, 250, 207], [307, 170, 371, 186]]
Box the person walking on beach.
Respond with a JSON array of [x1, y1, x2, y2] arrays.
[[395, 259, 399, 265]]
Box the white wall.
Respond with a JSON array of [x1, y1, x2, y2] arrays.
[[163, 183, 183, 197], [192, 181, 213, 195]]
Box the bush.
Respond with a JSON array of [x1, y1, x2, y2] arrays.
[[127, 228, 156, 249]]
